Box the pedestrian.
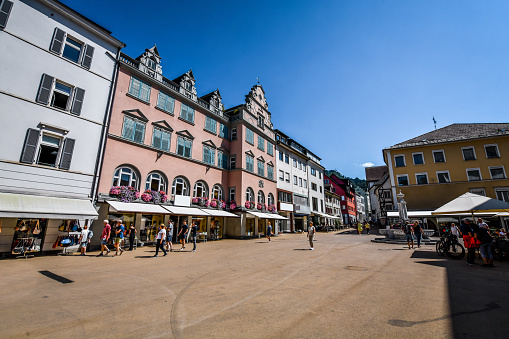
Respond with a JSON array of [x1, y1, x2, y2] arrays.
[[357, 221, 363, 235], [78, 224, 90, 256], [114, 220, 124, 256], [166, 220, 174, 252], [450, 222, 461, 241], [266, 221, 273, 242], [413, 221, 423, 248], [477, 225, 494, 267], [191, 221, 198, 252], [178, 220, 189, 250], [365, 221, 370, 235], [308, 221, 316, 250], [460, 219, 477, 266], [402, 221, 414, 249], [128, 224, 136, 251], [98, 219, 111, 256], [154, 224, 167, 257], [478, 218, 489, 230]]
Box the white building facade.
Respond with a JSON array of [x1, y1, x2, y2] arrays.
[[0, 0, 124, 256]]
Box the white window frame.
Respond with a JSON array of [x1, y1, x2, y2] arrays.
[[229, 187, 236, 202], [415, 172, 429, 185], [113, 166, 138, 188], [484, 144, 500, 159], [145, 172, 166, 192], [51, 80, 74, 111], [230, 155, 236, 169], [279, 170, 284, 181], [285, 172, 290, 182], [432, 149, 446, 163], [466, 168, 482, 181], [61, 35, 84, 63], [394, 154, 406, 167], [461, 146, 477, 161], [172, 177, 189, 196], [36, 132, 63, 167], [495, 187, 509, 202], [231, 127, 237, 140], [397, 174, 409, 186], [412, 152, 425, 165], [436, 170, 451, 184], [193, 181, 209, 198], [489, 166, 507, 180], [293, 175, 297, 185]]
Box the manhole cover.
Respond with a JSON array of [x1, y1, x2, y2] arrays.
[[344, 266, 367, 271]]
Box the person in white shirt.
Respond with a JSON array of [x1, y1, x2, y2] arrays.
[[478, 218, 489, 229], [78, 225, 90, 256], [308, 222, 316, 250], [154, 224, 167, 257], [450, 223, 461, 240]]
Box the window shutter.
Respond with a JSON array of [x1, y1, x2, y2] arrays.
[[49, 27, 66, 54], [70, 87, 85, 115], [36, 74, 54, 104], [20, 128, 40, 164], [0, 0, 13, 28], [59, 138, 75, 170], [134, 122, 145, 143], [81, 44, 94, 69]]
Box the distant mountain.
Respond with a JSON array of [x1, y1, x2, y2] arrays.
[[325, 169, 367, 191]]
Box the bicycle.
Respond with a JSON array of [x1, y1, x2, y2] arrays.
[[436, 232, 465, 259]]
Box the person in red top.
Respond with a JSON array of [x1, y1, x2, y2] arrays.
[[98, 220, 111, 256]]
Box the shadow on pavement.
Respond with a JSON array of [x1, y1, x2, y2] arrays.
[[393, 249, 509, 338], [293, 249, 312, 251]]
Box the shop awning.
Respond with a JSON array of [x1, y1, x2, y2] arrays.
[[200, 209, 239, 218], [163, 206, 211, 216], [387, 211, 433, 217], [0, 192, 98, 219], [247, 211, 289, 220], [107, 201, 168, 214]]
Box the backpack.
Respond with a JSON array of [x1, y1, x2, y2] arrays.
[[87, 230, 94, 240], [477, 228, 492, 244], [403, 224, 411, 234]]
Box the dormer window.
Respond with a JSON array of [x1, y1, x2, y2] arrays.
[[212, 98, 218, 107], [184, 82, 192, 91], [258, 115, 264, 129], [147, 58, 156, 71]]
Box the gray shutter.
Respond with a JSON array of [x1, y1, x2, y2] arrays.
[[0, 0, 13, 28], [81, 44, 94, 69], [70, 87, 85, 115], [49, 27, 65, 54], [36, 74, 54, 104], [59, 138, 75, 170], [20, 128, 40, 164]]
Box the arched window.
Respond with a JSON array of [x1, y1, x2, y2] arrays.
[[268, 193, 274, 206], [112, 166, 138, 188], [193, 181, 209, 198], [145, 172, 166, 192], [257, 190, 265, 204], [212, 184, 223, 200], [171, 177, 189, 196], [245, 187, 254, 202]]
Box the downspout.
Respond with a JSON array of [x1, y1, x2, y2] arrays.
[[90, 47, 122, 208]]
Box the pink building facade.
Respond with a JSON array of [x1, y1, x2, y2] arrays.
[[91, 46, 281, 244]]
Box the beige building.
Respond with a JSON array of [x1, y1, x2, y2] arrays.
[[383, 123, 509, 229]]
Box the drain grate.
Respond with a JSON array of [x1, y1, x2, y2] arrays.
[[344, 266, 367, 271]]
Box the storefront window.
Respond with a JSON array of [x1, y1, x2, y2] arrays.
[[12, 219, 47, 255], [210, 217, 223, 239], [246, 218, 255, 236], [139, 214, 163, 242]]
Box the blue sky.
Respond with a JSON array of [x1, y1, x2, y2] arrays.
[[63, 0, 509, 179]]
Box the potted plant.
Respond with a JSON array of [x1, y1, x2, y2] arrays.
[[109, 186, 140, 203]]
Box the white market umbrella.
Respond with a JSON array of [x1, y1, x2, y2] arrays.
[[431, 192, 509, 218]]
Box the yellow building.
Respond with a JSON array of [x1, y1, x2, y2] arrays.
[[383, 123, 509, 228]]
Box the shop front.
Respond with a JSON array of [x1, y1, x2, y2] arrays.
[[246, 211, 288, 237], [0, 192, 98, 258], [278, 202, 294, 233]]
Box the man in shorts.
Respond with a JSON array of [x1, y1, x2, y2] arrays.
[[266, 221, 273, 242], [78, 224, 90, 256], [403, 221, 414, 249], [114, 220, 124, 256], [177, 220, 189, 250], [166, 220, 174, 252], [98, 220, 111, 256]]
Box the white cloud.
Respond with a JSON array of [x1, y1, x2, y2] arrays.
[[362, 162, 375, 167]]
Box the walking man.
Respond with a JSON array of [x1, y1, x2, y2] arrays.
[[413, 221, 423, 248], [154, 224, 167, 257], [166, 220, 174, 252], [98, 220, 111, 256], [114, 220, 124, 256], [78, 224, 90, 256], [308, 221, 316, 250], [178, 220, 189, 250], [191, 221, 198, 252], [403, 221, 414, 249], [267, 221, 273, 242]]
